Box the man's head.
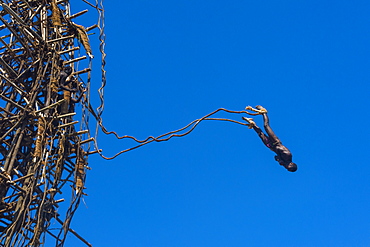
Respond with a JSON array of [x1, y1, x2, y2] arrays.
[[64, 66, 72, 75], [285, 162, 297, 172]]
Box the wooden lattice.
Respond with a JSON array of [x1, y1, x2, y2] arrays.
[[0, 0, 95, 246]]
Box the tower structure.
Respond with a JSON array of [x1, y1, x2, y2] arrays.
[[0, 0, 95, 245]]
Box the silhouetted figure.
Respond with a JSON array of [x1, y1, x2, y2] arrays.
[[59, 66, 73, 91], [243, 105, 297, 172], [58, 66, 85, 114]]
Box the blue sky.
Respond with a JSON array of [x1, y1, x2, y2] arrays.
[[65, 1, 370, 246]]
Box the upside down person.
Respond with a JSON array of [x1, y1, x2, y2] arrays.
[[243, 105, 297, 172]]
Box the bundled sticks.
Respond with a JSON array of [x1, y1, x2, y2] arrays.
[[0, 0, 93, 246]]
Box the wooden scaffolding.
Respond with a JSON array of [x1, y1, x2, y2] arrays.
[[0, 0, 96, 246]]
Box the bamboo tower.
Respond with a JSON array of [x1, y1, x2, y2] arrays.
[[0, 0, 96, 246]]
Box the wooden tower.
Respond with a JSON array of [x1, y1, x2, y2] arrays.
[[0, 0, 96, 245]]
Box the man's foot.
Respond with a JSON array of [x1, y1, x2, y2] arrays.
[[245, 105, 267, 115], [242, 117, 256, 129], [255, 105, 267, 114]]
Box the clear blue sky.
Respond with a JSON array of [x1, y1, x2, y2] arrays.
[[65, 1, 370, 246]]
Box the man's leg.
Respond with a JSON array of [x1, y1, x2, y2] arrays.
[[242, 117, 270, 146], [260, 112, 281, 143]]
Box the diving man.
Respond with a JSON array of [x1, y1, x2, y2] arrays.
[[243, 105, 297, 172]]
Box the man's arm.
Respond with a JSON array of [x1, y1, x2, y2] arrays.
[[71, 88, 86, 103]]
